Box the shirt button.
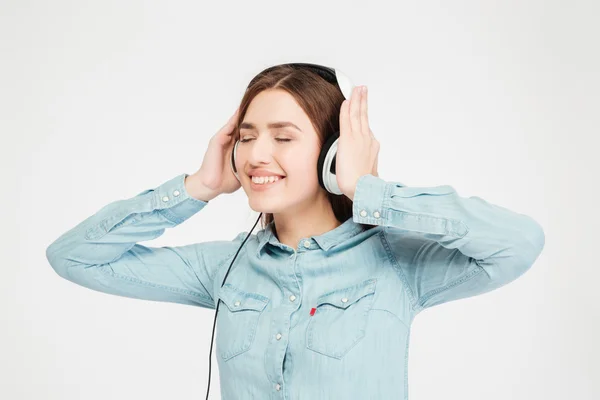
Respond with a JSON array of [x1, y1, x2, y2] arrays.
[[360, 210, 367, 217], [173, 190, 180, 197], [303, 240, 310, 248], [276, 333, 282, 340], [341, 297, 348, 303], [275, 383, 281, 391], [234, 301, 241, 307], [373, 211, 380, 218], [162, 196, 169, 202], [289, 295, 296, 302]]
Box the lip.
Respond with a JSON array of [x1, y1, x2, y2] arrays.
[[248, 171, 286, 178], [250, 176, 285, 191]]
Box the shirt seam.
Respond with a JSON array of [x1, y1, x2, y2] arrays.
[[369, 308, 410, 330], [416, 260, 490, 309], [70, 264, 214, 305], [210, 246, 247, 288], [379, 229, 420, 312], [157, 206, 185, 225]]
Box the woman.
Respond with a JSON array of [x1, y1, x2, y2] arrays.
[[46, 64, 545, 399]]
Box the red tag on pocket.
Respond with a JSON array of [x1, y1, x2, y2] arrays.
[[310, 307, 316, 316]]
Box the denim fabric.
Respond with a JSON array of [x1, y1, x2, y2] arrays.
[[46, 173, 545, 399]]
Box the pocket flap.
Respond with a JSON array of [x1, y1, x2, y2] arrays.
[[218, 284, 269, 312], [392, 185, 455, 198], [316, 278, 376, 309]]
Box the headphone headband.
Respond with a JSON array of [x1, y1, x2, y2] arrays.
[[247, 63, 354, 101]]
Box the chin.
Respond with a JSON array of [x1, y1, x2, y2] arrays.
[[248, 199, 283, 214]]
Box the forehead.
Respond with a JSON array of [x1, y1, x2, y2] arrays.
[[242, 89, 312, 131]]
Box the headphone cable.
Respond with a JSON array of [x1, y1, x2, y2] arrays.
[[205, 212, 264, 399]]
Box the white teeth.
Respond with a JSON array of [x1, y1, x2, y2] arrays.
[[251, 175, 282, 184]]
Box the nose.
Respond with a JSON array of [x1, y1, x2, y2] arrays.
[[244, 135, 276, 166]]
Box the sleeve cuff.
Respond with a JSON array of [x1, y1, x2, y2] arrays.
[[352, 174, 400, 226], [154, 173, 209, 224]]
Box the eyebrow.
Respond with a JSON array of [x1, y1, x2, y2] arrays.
[[239, 121, 302, 132]]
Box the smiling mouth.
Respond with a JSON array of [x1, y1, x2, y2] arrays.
[[250, 176, 285, 188]]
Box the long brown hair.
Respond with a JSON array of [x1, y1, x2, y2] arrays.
[[235, 64, 373, 233]]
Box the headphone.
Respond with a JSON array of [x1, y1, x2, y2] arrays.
[[205, 63, 356, 399]]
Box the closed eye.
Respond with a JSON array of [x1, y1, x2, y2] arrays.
[[239, 138, 291, 143]]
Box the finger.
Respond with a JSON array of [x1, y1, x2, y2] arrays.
[[224, 109, 240, 135], [339, 99, 350, 138], [350, 86, 362, 137], [360, 86, 370, 137], [231, 109, 240, 124]]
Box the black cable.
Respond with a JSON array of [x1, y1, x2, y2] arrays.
[[205, 212, 263, 399]]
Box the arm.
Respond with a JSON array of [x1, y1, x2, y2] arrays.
[[352, 174, 545, 314], [45, 173, 241, 309]]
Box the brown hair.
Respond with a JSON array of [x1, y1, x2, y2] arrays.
[[235, 64, 374, 233]]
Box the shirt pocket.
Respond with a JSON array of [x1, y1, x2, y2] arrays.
[[217, 284, 270, 361], [306, 278, 377, 359]]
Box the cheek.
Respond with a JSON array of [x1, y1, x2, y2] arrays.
[[286, 147, 322, 181], [284, 163, 320, 190]]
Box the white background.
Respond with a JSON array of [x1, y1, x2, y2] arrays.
[[1, 1, 598, 399]]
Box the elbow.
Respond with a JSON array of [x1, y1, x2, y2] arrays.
[[478, 221, 545, 290], [46, 243, 69, 279], [523, 218, 546, 266], [513, 222, 545, 278]]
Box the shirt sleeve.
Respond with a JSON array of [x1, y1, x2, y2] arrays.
[[351, 174, 545, 314], [45, 173, 244, 309]]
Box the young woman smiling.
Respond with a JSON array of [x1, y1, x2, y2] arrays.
[[46, 64, 545, 399]]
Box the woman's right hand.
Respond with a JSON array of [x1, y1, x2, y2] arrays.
[[186, 108, 242, 200]]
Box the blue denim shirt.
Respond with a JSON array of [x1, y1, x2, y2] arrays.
[[46, 173, 545, 399]]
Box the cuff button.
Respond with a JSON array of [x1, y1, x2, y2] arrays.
[[173, 190, 180, 197], [373, 211, 380, 218], [360, 210, 367, 217], [162, 196, 169, 202]]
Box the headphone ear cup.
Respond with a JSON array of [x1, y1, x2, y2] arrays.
[[317, 131, 342, 195], [230, 140, 240, 181]]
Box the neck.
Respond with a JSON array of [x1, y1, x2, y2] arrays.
[[271, 193, 341, 250]]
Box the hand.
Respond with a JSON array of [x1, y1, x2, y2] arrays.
[[336, 85, 380, 201], [191, 108, 242, 196]]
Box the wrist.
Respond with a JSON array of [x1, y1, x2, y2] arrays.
[[184, 174, 219, 202]]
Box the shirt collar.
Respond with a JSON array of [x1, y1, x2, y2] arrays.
[[255, 216, 365, 257]]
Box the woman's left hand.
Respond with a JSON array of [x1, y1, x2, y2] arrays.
[[336, 85, 380, 201]]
